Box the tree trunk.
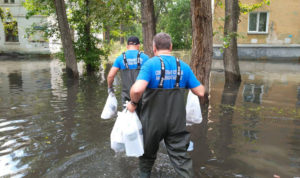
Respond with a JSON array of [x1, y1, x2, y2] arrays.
[[120, 23, 125, 44], [54, 0, 78, 78], [190, 0, 213, 106], [189, 3, 213, 174], [103, 25, 110, 43], [223, 0, 241, 85], [141, 0, 156, 57], [84, 0, 94, 72]]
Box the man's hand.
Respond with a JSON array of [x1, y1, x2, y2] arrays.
[[108, 87, 114, 94], [107, 67, 119, 89], [127, 102, 137, 112], [127, 80, 149, 112]]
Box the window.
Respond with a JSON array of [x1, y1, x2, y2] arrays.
[[4, 0, 14, 3], [248, 12, 269, 34], [5, 21, 19, 42], [27, 25, 47, 42]]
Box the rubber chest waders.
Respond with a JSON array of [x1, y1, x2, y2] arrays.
[[139, 56, 193, 178], [120, 51, 142, 106]]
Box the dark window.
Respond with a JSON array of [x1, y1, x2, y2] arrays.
[[4, 0, 14, 3], [248, 12, 268, 33], [5, 21, 19, 42], [249, 13, 257, 31], [258, 12, 267, 32]]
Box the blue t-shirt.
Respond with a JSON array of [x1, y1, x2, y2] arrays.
[[137, 55, 201, 89], [113, 50, 149, 70]]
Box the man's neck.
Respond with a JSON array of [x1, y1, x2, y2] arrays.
[[127, 46, 139, 50], [156, 50, 172, 56]]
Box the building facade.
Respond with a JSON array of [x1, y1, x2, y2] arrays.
[[0, 0, 50, 54], [213, 0, 300, 59]]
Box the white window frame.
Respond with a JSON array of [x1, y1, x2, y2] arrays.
[[248, 12, 269, 34]]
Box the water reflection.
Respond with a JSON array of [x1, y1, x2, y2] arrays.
[[216, 83, 240, 165], [0, 60, 109, 177], [8, 71, 23, 91], [288, 119, 300, 170], [206, 65, 300, 177], [242, 84, 264, 104], [189, 105, 211, 177]]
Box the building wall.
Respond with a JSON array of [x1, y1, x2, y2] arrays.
[[0, 0, 50, 54], [213, 0, 300, 45]]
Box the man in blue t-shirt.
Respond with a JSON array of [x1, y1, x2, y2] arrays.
[[107, 36, 149, 107], [127, 33, 205, 178]]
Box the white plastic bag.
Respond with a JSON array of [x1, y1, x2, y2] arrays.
[[186, 90, 202, 126], [101, 93, 117, 119], [110, 111, 125, 152], [110, 109, 144, 157], [122, 111, 144, 157]]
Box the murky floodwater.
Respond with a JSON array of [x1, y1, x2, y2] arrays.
[[0, 58, 299, 178]]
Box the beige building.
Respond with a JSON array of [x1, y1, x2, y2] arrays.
[[213, 0, 300, 59]]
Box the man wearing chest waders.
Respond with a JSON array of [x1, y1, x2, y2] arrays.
[[107, 36, 149, 114], [127, 32, 205, 178]]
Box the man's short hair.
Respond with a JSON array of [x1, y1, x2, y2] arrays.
[[153, 33, 172, 50], [127, 36, 140, 45]]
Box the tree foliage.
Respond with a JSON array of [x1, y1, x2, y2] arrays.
[[239, 0, 270, 14], [121, 0, 193, 50], [0, 8, 13, 24], [23, 0, 137, 71], [0, 7, 5, 21], [0, 8, 18, 37], [156, 0, 192, 49], [215, 0, 271, 14]]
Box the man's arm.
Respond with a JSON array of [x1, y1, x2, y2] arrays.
[[191, 84, 205, 97], [186, 64, 205, 97], [107, 67, 119, 88], [127, 80, 148, 112]]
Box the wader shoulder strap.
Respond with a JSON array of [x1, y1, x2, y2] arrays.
[[137, 51, 141, 69], [174, 57, 181, 88], [122, 52, 129, 69], [158, 56, 165, 88]]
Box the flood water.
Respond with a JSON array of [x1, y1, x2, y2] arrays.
[[0, 58, 299, 178]]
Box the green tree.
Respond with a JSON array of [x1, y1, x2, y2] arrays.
[[223, 0, 241, 85], [1, 8, 13, 32], [190, 0, 213, 106], [54, 0, 79, 77], [141, 0, 156, 57], [157, 0, 192, 49], [0, 7, 6, 21], [23, 0, 136, 72]]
